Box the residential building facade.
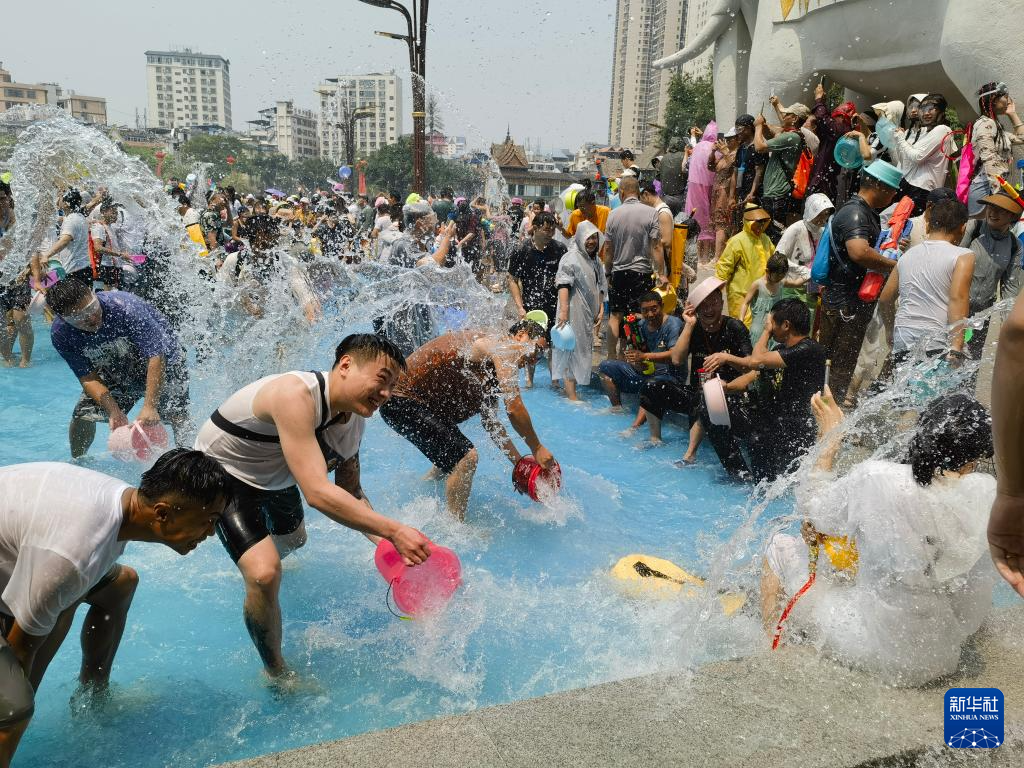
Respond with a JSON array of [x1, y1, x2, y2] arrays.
[[608, 0, 688, 152], [250, 101, 320, 161], [145, 49, 232, 130], [316, 72, 402, 162], [55, 91, 107, 124], [0, 65, 107, 124]]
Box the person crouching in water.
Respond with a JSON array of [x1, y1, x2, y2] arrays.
[[761, 388, 995, 686], [379, 320, 558, 521], [194, 334, 432, 682]]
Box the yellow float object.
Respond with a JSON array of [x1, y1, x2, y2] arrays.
[[185, 222, 209, 258], [610, 554, 746, 616], [822, 535, 859, 573]]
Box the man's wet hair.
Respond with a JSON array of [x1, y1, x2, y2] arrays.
[[575, 189, 596, 207], [139, 448, 232, 507], [62, 188, 84, 212], [333, 333, 407, 371], [533, 198, 546, 208], [45, 278, 93, 315], [509, 319, 546, 339], [768, 297, 810, 336], [639, 180, 658, 197], [533, 211, 556, 229], [927, 199, 968, 234], [907, 393, 992, 485], [638, 291, 663, 307]]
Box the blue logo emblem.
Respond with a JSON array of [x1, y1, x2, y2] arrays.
[[945, 688, 1003, 748]]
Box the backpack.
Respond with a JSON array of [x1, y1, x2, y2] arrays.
[[955, 120, 977, 204], [790, 133, 814, 200], [810, 215, 836, 285]]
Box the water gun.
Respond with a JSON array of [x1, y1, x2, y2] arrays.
[[858, 196, 914, 302], [622, 313, 655, 374]]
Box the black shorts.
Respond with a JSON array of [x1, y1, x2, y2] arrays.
[[0, 282, 30, 313], [379, 396, 475, 475], [71, 357, 190, 425], [216, 475, 305, 562], [609, 270, 654, 315]]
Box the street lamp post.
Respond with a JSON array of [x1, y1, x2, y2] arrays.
[[336, 103, 377, 168], [359, 0, 429, 194]]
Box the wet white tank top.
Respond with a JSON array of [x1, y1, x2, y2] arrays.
[[195, 371, 364, 490]]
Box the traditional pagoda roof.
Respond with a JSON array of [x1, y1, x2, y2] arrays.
[[490, 128, 528, 170]]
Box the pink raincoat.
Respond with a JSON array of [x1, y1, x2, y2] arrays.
[[685, 121, 718, 242]]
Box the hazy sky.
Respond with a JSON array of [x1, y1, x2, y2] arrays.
[[4, 0, 617, 153]]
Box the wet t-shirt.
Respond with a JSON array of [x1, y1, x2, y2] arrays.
[[773, 337, 827, 420], [823, 196, 881, 309], [640, 315, 685, 378], [432, 199, 454, 222], [509, 239, 567, 313], [50, 291, 182, 384], [688, 317, 753, 387], [392, 332, 503, 424], [735, 142, 769, 202], [57, 212, 92, 275]]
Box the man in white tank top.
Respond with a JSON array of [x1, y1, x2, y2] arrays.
[[878, 198, 974, 363], [194, 334, 431, 682]]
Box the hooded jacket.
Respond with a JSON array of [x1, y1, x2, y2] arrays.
[[716, 219, 776, 326]]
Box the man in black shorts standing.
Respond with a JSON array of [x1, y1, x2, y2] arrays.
[[379, 321, 558, 521], [604, 176, 668, 360], [507, 211, 565, 387], [194, 334, 432, 682]]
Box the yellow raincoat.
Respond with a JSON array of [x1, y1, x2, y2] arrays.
[[715, 220, 775, 326]]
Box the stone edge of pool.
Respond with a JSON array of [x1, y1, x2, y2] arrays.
[[216, 606, 1024, 768]]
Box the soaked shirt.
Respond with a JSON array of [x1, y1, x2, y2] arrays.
[[50, 291, 182, 383], [392, 332, 503, 424]]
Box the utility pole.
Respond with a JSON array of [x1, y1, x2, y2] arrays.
[[359, 0, 429, 193]]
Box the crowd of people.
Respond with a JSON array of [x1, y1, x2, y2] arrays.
[[1, 77, 1024, 765]]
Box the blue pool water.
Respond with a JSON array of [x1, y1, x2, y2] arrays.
[[4, 318, 773, 767]]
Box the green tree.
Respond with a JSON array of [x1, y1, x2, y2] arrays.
[[178, 134, 250, 181], [660, 65, 716, 148], [363, 137, 480, 197]]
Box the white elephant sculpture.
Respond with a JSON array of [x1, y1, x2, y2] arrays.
[[653, 0, 1024, 126]]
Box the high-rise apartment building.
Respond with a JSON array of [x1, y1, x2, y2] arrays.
[[608, 0, 688, 151], [145, 49, 231, 130], [316, 72, 402, 162], [251, 101, 320, 161]]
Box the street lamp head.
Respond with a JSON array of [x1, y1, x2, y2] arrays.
[[357, 0, 396, 7], [375, 30, 410, 41]]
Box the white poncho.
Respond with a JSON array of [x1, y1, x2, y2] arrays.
[[551, 221, 607, 385]]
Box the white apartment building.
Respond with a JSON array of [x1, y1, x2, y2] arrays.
[[608, 0, 688, 151], [145, 49, 231, 130], [316, 72, 402, 162], [257, 100, 320, 161]]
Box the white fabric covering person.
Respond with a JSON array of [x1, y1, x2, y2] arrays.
[[763, 392, 995, 686], [552, 221, 607, 400]]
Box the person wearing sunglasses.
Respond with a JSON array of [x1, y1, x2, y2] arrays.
[[44, 279, 192, 458]]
